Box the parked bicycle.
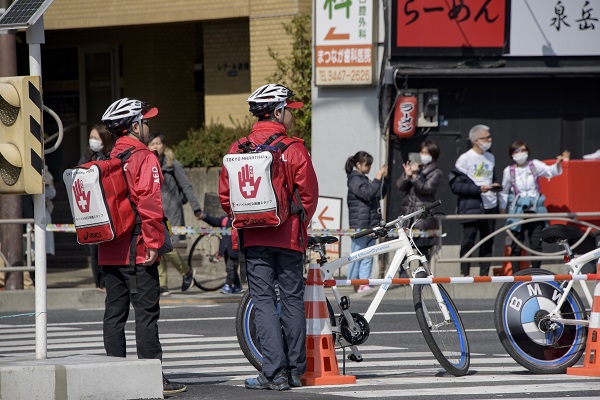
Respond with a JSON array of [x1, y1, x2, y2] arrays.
[[494, 224, 595, 373], [187, 233, 227, 291], [236, 200, 471, 377]]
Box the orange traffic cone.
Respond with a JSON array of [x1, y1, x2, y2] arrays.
[[568, 262, 600, 376], [301, 264, 356, 386], [494, 245, 529, 276]]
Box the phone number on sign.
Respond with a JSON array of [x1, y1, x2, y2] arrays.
[[317, 69, 371, 84]]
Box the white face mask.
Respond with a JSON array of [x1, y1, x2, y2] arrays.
[[89, 138, 103, 152], [512, 152, 528, 165], [420, 154, 432, 165], [478, 141, 492, 152]]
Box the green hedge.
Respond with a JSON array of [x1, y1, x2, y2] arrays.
[[172, 119, 253, 168]]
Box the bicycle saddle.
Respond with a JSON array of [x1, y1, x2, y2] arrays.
[[540, 224, 582, 244], [308, 236, 339, 246]]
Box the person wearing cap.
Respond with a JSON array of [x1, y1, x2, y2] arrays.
[[100, 98, 187, 395], [219, 84, 318, 390]]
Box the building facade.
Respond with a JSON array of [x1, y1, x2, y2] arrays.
[[36, 0, 310, 178]]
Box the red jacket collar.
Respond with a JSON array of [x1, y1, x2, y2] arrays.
[[249, 121, 287, 142], [112, 135, 148, 153]]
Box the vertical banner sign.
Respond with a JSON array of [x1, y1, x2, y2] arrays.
[[310, 196, 343, 260], [315, 0, 375, 86]]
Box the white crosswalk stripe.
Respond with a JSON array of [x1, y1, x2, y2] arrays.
[[1, 324, 600, 399]]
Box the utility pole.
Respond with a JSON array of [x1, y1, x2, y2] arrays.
[[0, 0, 24, 290]]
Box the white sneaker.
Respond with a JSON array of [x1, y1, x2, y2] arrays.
[[357, 285, 372, 293]]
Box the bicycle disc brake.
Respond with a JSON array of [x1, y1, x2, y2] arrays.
[[534, 309, 571, 349], [340, 313, 370, 346]]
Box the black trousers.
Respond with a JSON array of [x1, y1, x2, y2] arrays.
[[511, 220, 544, 273], [460, 208, 497, 276], [90, 244, 105, 288], [245, 246, 306, 379], [224, 253, 241, 287], [102, 263, 162, 361]]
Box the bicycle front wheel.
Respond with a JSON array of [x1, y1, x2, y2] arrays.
[[188, 234, 227, 291], [494, 268, 587, 374], [413, 278, 470, 376]]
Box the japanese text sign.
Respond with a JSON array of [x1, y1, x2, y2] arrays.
[[315, 0, 375, 86], [392, 0, 507, 55], [509, 0, 600, 56]]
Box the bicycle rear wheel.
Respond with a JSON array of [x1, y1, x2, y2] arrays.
[[187, 234, 227, 291], [236, 289, 336, 371], [494, 268, 587, 374], [413, 276, 470, 376]]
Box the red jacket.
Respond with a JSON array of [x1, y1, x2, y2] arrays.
[[99, 136, 165, 265], [219, 121, 319, 253]]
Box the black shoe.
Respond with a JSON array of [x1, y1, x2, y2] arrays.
[[288, 372, 302, 387], [163, 374, 187, 395], [182, 268, 196, 292], [160, 286, 170, 297]]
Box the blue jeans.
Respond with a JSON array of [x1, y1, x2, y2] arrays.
[[347, 235, 375, 280]]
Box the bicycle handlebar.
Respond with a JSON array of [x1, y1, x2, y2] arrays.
[[351, 200, 442, 239]]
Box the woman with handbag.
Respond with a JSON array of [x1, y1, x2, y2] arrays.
[[499, 140, 565, 273], [148, 132, 204, 295]]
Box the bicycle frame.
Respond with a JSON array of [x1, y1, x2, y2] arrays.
[[315, 206, 452, 341], [547, 246, 599, 327]]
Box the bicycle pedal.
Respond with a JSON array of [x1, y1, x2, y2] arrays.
[[340, 296, 350, 310], [348, 354, 363, 362]]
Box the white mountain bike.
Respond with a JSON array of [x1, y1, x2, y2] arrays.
[[235, 200, 471, 377], [494, 223, 596, 373]]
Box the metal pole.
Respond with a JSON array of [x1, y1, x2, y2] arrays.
[[28, 17, 46, 360], [0, 0, 24, 291]]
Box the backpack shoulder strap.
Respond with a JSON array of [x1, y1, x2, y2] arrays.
[[236, 136, 253, 153], [509, 164, 517, 195], [115, 146, 143, 271], [528, 160, 540, 192], [269, 135, 298, 152]]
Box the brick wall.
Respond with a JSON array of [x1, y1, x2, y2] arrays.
[[45, 0, 250, 29], [203, 19, 252, 126]]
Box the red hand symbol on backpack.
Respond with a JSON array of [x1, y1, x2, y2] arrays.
[[238, 164, 261, 199], [73, 179, 91, 213]]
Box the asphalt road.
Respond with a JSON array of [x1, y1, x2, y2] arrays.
[[2, 296, 600, 399]]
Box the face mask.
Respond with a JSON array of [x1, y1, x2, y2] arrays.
[[478, 141, 492, 152], [512, 152, 528, 165], [89, 138, 103, 152], [420, 154, 432, 165]]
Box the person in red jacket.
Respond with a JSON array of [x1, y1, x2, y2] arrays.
[[100, 98, 186, 395], [219, 84, 318, 390]]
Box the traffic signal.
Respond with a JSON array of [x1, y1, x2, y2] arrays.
[[0, 76, 43, 194]]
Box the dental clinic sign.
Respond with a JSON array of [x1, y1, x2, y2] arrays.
[[315, 0, 375, 86]]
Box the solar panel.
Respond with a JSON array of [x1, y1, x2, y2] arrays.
[[0, 0, 54, 29]]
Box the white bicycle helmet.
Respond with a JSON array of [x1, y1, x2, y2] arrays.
[[247, 84, 303, 118], [101, 98, 158, 135]]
